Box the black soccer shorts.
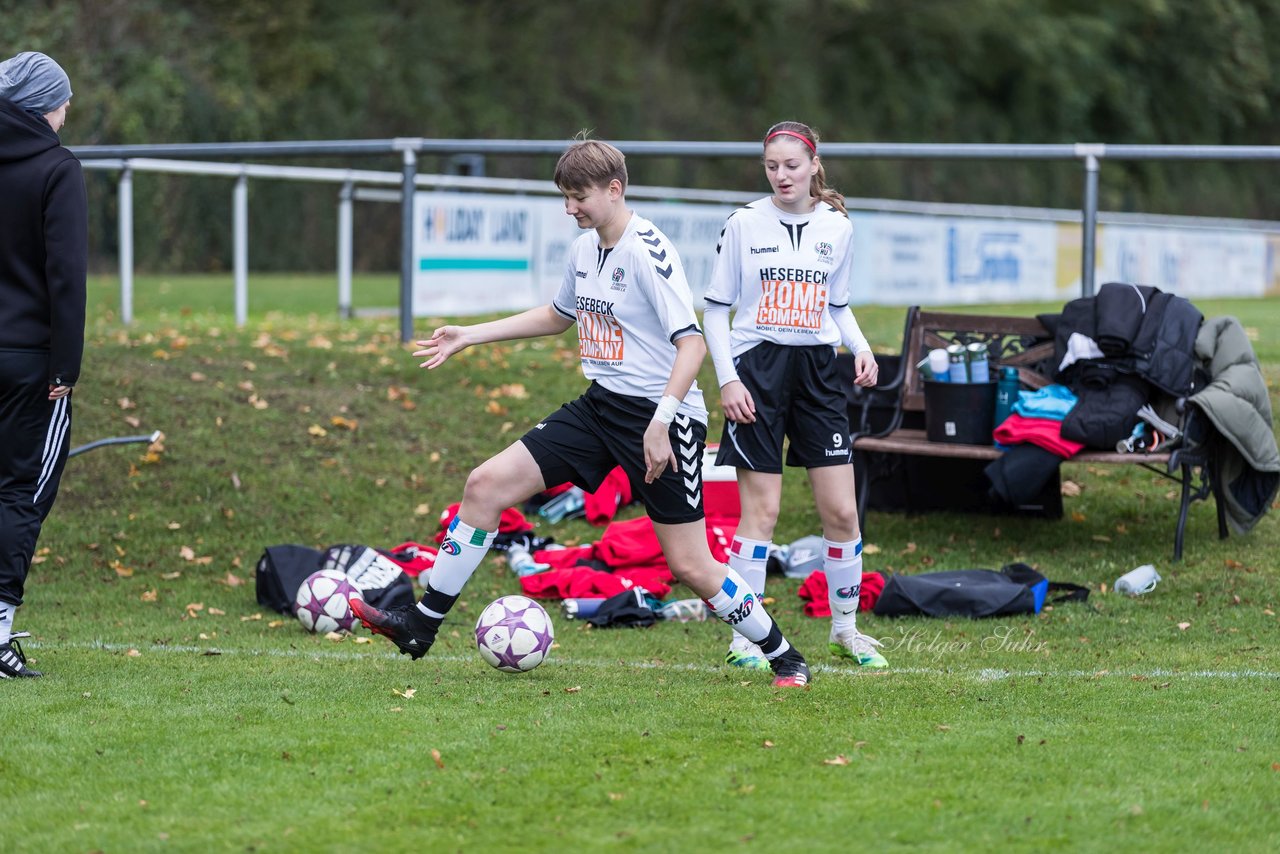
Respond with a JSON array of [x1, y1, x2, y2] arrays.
[[520, 382, 707, 525], [714, 342, 853, 472]]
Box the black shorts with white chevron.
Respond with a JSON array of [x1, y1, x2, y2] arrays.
[[520, 381, 707, 525]]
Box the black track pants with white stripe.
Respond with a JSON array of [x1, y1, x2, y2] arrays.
[[0, 349, 71, 607]]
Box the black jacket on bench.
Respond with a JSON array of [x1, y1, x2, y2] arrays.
[[1048, 282, 1203, 398]]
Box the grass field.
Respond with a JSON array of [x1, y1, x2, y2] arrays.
[[2, 273, 1278, 852]]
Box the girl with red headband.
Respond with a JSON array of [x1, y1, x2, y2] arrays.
[[703, 121, 888, 671]]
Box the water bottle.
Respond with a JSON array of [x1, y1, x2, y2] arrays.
[[994, 366, 1020, 429], [946, 344, 968, 383], [561, 598, 606, 619], [507, 546, 548, 577], [657, 598, 709, 622], [927, 348, 950, 383], [966, 342, 990, 383]]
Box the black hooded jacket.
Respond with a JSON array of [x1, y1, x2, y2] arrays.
[[0, 97, 86, 386]]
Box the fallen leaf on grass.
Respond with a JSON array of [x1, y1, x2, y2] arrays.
[[141, 589, 158, 602], [353, 636, 372, 644], [862, 543, 880, 555], [240, 613, 261, 622], [208, 607, 226, 616], [1071, 511, 1087, 522], [127, 648, 141, 657], [221, 573, 244, 587], [179, 546, 196, 561], [167, 521, 182, 530], [324, 631, 344, 641], [111, 561, 134, 578], [393, 687, 417, 699], [762, 740, 775, 749], [565, 686, 582, 693], [414, 503, 431, 517], [267, 620, 284, 628], [823, 755, 851, 766], [330, 416, 358, 431], [308, 425, 328, 438], [607, 792, 624, 802], [1060, 480, 1082, 496], [431, 749, 444, 768], [1177, 622, 1191, 631], [161, 571, 182, 580], [936, 725, 951, 732]]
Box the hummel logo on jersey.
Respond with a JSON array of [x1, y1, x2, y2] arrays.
[[750, 245, 779, 255], [575, 270, 587, 278]]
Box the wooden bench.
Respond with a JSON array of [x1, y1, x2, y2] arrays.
[[847, 306, 1226, 561]]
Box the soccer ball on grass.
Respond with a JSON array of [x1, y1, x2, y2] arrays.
[[295, 569, 364, 634], [475, 595, 554, 672]]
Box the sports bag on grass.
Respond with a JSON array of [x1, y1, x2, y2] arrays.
[[255, 543, 416, 615], [872, 563, 1088, 619]]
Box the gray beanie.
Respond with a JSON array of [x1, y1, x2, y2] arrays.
[[0, 51, 73, 114]]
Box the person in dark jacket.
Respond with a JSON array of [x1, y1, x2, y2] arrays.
[[0, 51, 86, 679]]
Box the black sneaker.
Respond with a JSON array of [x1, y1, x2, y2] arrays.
[[769, 647, 811, 690], [351, 599, 439, 660], [1, 637, 41, 679]]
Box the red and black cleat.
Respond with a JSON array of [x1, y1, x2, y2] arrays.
[[351, 599, 439, 661]]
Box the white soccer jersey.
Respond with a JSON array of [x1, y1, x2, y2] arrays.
[[552, 213, 708, 423], [704, 196, 855, 357]]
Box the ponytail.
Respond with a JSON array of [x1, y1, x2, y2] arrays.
[[812, 161, 847, 216]]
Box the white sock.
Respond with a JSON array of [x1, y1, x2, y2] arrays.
[[825, 537, 863, 634], [417, 517, 496, 620], [727, 535, 770, 645], [706, 567, 790, 659], [0, 601, 14, 645]]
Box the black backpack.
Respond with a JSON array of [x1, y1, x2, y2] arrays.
[[255, 543, 416, 615], [872, 563, 1088, 619]]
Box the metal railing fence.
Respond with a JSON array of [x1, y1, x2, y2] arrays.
[[72, 138, 1280, 342]]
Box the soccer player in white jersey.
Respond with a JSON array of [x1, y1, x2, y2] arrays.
[[352, 137, 813, 689], [704, 121, 889, 670]]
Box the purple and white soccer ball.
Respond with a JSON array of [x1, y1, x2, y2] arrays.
[[295, 569, 364, 634], [474, 595, 555, 673]]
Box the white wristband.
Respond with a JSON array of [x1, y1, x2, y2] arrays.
[[653, 395, 681, 425]]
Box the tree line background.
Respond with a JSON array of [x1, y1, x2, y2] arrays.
[[5, 0, 1279, 273]]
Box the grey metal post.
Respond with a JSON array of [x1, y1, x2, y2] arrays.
[[337, 180, 354, 319], [395, 140, 422, 344], [118, 163, 134, 324], [233, 172, 249, 326], [1077, 145, 1104, 297]]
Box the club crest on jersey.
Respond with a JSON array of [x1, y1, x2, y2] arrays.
[[815, 241, 834, 263], [610, 267, 627, 292]]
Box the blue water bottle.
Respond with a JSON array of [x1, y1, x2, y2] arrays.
[[994, 366, 1020, 429]]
